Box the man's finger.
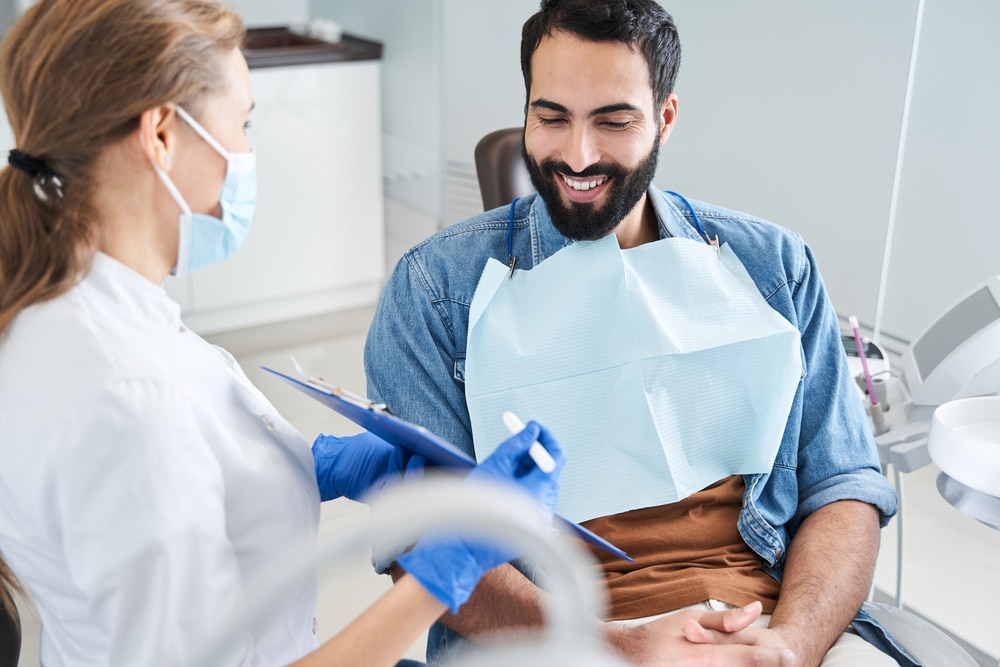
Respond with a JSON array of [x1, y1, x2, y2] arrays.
[[695, 601, 764, 634]]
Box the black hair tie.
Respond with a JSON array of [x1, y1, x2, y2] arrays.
[[8, 149, 51, 178], [8, 149, 65, 203]]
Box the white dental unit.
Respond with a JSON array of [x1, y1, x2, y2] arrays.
[[899, 275, 1000, 420], [864, 275, 1000, 530]]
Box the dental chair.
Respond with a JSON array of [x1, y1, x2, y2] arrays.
[[471, 127, 983, 667], [474, 127, 534, 210]]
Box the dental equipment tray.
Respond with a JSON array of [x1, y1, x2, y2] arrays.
[[262, 366, 632, 562]]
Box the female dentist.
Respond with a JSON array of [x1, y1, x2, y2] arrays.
[[0, 1, 565, 666]]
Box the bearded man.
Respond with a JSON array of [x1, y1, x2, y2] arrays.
[[363, 2, 904, 666]]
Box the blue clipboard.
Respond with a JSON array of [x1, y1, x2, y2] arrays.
[[262, 366, 632, 562]]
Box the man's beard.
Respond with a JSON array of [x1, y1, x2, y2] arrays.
[[522, 135, 660, 241]]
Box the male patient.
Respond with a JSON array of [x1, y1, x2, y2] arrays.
[[365, 1, 905, 665]]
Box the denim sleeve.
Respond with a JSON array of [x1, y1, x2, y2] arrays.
[[787, 244, 898, 529], [364, 251, 477, 572], [364, 251, 475, 454]]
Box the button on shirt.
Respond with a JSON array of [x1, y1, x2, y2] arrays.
[[0, 253, 321, 667]]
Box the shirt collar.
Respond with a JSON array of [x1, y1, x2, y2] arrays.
[[526, 195, 573, 267], [649, 186, 706, 242], [87, 252, 183, 332]]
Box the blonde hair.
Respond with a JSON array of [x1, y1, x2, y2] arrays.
[[0, 0, 245, 337]]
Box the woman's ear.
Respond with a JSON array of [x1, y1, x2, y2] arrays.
[[138, 105, 177, 170]]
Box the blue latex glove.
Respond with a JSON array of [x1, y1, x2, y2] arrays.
[[397, 421, 565, 613], [312, 431, 425, 502]]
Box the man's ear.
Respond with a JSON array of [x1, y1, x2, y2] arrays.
[[658, 93, 679, 146], [137, 104, 178, 170]]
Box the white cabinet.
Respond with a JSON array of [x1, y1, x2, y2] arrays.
[[166, 59, 385, 335]]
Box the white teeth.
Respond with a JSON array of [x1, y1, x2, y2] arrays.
[[561, 175, 607, 191]]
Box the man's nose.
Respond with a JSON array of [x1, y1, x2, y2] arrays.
[[561, 124, 601, 174]]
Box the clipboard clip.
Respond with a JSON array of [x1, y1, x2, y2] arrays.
[[290, 357, 392, 413]]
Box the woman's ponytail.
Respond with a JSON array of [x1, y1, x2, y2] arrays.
[[0, 155, 95, 337]]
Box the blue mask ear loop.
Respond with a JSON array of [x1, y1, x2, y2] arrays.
[[665, 190, 721, 258], [507, 197, 521, 279]]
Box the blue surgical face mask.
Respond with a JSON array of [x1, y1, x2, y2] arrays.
[[153, 105, 257, 276]]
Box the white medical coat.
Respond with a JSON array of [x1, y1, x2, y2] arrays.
[[0, 253, 321, 666]]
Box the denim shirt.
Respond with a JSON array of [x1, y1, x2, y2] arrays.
[[365, 187, 912, 665]]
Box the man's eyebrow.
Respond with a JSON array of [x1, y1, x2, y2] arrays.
[[529, 99, 642, 117], [530, 98, 569, 114], [589, 103, 642, 117]]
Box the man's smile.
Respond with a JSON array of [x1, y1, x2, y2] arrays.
[[559, 173, 611, 202]]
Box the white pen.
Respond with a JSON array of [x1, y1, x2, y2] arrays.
[[501, 411, 557, 474]]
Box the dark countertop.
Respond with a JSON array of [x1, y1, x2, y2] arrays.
[[243, 27, 383, 69]]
